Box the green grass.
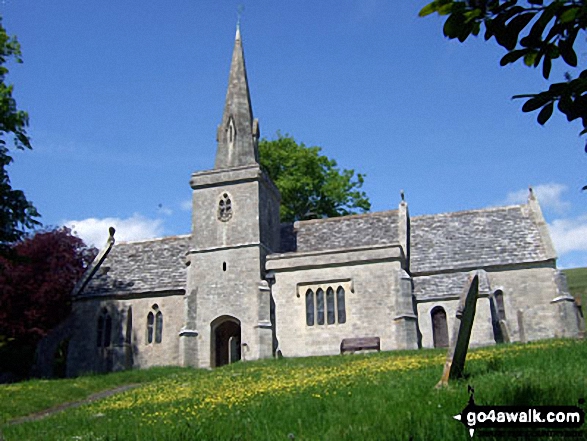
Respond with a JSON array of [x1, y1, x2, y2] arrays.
[[563, 266, 587, 328], [2, 339, 586, 440], [564, 266, 587, 299], [0, 367, 185, 425]]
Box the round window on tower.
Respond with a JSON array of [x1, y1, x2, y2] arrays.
[[218, 192, 233, 222]]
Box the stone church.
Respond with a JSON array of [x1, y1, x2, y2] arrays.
[[61, 27, 582, 376]]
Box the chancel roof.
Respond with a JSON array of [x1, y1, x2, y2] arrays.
[[410, 204, 551, 274], [81, 235, 190, 297]]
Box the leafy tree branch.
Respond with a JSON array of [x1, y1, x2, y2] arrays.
[[420, 0, 587, 137]]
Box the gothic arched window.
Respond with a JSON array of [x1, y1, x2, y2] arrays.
[[336, 286, 346, 324], [125, 307, 132, 345], [306, 289, 315, 326], [147, 312, 154, 344], [96, 308, 112, 348], [326, 287, 335, 324], [316, 288, 325, 325], [155, 311, 163, 343], [147, 305, 163, 344], [302, 283, 349, 326]]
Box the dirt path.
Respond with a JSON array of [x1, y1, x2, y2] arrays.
[[4, 383, 140, 428]]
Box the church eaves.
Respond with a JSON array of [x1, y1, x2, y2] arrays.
[[214, 25, 260, 169]]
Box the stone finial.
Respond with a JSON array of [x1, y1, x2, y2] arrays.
[[71, 226, 117, 298], [528, 186, 536, 201], [400, 189, 405, 202], [108, 226, 116, 244]]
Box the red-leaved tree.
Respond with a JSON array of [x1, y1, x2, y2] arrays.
[[0, 227, 97, 344]]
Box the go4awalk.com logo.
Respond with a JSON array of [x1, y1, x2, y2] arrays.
[[453, 387, 585, 438]]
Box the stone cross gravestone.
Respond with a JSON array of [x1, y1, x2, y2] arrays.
[[436, 272, 479, 388]]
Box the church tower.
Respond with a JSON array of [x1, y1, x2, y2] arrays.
[[181, 26, 281, 369]]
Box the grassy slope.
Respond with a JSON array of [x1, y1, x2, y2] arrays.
[[0, 367, 185, 425], [2, 339, 586, 441], [564, 267, 587, 299], [563, 266, 587, 327]]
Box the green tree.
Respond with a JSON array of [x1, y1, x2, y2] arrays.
[[259, 134, 371, 222], [0, 17, 39, 252], [420, 1, 587, 138]]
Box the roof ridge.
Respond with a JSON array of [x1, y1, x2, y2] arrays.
[[295, 210, 398, 226], [411, 203, 526, 220], [116, 234, 191, 245]]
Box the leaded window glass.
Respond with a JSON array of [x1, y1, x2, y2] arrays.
[[326, 287, 335, 324], [316, 288, 325, 325], [306, 289, 315, 326], [337, 286, 346, 324]]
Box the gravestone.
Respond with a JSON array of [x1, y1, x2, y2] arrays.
[[436, 272, 479, 388]]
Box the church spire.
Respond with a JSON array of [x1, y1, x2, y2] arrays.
[[214, 25, 260, 169]]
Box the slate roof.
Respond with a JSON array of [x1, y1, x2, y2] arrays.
[[80, 203, 550, 297], [82, 235, 190, 296], [410, 205, 549, 274], [294, 210, 399, 253], [413, 271, 492, 301]]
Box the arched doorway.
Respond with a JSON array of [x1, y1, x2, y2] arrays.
[[431, 306, 449, 348], [211, 316, 241, 368]]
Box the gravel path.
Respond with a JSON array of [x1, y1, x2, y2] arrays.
[[3, 383, 140, 427]]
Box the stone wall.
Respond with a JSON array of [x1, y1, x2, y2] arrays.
[[67, 292, 184, 376], [187, 245, 271, 368], [417, 297, 495, 349], [268, 245, 409, 357], [414, 262, 581, 349]]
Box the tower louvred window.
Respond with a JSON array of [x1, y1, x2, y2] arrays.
[[227, 118, 236, 144], [218, 193, 233, 221]]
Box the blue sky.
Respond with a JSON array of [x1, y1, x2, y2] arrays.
[[3, 1, 587, 268]]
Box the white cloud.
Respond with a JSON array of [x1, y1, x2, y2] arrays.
[[157, 205, 173, 216], [64, 214, 164, 247], [548, 215, 587, 256], [499, 184, 587, 266], [180, 199, 192, 211], [504, 183, 571, 214]]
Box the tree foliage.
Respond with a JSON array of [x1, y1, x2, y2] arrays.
[[0, 227, 97, 344], [259, 134, 371, 222], [0, 17, 39, 251], [420, 0, 587, 137]]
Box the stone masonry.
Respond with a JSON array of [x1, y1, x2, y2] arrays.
[[63, 26, 582, 376]]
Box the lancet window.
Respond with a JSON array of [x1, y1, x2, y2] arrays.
[[304, 283, 347, 327], [96, 308, 112, 348], [147, 304, 163, 344]]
